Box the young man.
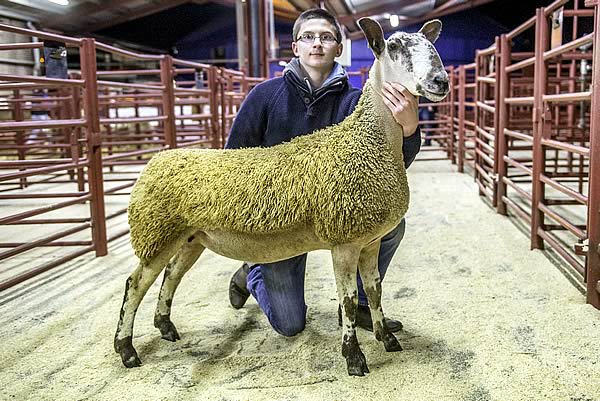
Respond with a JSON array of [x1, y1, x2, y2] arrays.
[[226, 8, 421, 336]]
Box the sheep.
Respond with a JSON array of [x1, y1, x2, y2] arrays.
[[114, 17, 449, 376]]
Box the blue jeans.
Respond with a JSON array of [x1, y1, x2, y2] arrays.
[[246, 219, 406, 337]]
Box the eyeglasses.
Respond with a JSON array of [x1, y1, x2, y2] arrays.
[[296, 32, 339, 45]]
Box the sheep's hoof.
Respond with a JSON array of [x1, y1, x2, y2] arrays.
[[155, 314, 181, 342], [115, 336, 142, 368], [345, 350, 370, 376], [383, 333, 403, 352]]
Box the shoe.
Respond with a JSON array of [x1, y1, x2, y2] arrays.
[[337, 304, 403, 333], [229, 263, 252, 309]]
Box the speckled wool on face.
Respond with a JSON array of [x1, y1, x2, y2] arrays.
[[128, 83, 409, 260]]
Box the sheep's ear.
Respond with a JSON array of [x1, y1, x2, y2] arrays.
[[358, 17, 385, 58], [418, 20, 442, 43]]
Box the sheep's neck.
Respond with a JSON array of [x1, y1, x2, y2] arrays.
[[360, 77, 405, 165], [352, 60, 406, 163]]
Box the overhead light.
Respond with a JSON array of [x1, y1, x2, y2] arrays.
[[48, 0, 69, 5], [383, 13, 391, 19], [390, 14, 399, 28]]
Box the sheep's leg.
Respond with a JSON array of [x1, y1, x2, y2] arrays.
[[332, 244, 369, 376], [114, 245, 178, 368], [358, 240, 402, 353], [154, 236, 205, 342]]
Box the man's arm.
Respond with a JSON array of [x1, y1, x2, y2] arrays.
[[402, 127, 421, 168], [224, 85, 269, 150]]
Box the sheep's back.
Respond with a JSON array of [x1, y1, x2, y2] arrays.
[[128, 119, 408, 259]]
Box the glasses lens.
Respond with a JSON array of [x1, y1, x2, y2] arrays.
[[321, 33, 336, 44], [300, 33, 314, 43]]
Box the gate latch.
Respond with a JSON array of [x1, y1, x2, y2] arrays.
[[574, 238, 589, 255]]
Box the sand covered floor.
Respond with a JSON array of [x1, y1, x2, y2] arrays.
[[1, 159, 599, 401]]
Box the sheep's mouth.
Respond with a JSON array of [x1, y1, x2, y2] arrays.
[[422, 89, 449, 101]]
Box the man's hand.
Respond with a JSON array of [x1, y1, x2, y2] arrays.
[[382, 82, 419, 137]]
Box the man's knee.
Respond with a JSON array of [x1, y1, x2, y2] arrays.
[[268, 309, 306, 337]]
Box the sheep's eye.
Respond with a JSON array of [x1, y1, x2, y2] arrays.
[[388, 42, 398, 51]]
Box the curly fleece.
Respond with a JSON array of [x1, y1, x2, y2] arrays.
[[128, 82, 409, 260]]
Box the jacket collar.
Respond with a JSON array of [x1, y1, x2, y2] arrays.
[[283, 58, 347, 100]]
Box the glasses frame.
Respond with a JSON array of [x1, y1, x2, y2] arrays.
[[295, 31, 340, 45]]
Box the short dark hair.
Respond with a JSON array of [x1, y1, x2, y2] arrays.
[[293, 8, 342, 43]]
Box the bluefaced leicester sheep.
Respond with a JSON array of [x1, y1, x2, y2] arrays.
[[115, 17, 449, 376]]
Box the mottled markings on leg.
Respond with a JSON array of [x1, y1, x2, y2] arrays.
[[341, 333, 360, 357], [364, 285, 381, 309], [374, 321, 384, 341], [342, 296, 357, 322], [160, 263, 172, 288], [118, 277, 132, 322], [165, 298, 172, 309]]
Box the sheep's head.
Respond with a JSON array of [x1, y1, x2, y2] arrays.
[[358, 17, 449, 102]]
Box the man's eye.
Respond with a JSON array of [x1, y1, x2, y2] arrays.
[[302, 33, 314, 40], [322, 34, 334, 41]]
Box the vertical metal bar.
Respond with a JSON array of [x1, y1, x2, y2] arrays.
[[531, 8, 549, 250], [103, 88, 114, 171], [248, 0, 261, 77], [491, 37, 501, 207], [220, 70, 227, 148], [13, 89, 27, 189], [70, 83, 85, 192], [236, 0, 246, 71], [474, 50, 482, 191], [80, 38, 107, 256], [208, 66, 220, 149], [497, 34, 510, 215], [449, 66, 456, 163], [585, 2, 600, 309], [160, 56, 177, 149], [458, 65, 466, 172]]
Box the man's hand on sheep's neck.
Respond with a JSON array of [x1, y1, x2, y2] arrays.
[[381, 81, 419, 137]]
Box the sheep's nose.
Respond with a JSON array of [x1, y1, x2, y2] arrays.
[[433, 74, 449, 92]]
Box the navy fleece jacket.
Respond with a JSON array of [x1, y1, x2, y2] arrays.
[[225, 60, 421, 168]]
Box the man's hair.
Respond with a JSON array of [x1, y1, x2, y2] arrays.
[[292, 8, 342, 43]]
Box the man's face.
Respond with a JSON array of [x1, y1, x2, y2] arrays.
[[292, 18, 343, 71]]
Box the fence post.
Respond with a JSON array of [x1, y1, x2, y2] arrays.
[[458, 65, 466, 172], [585, 0, 600, 309], [447, 66, 455, 161], [496, 34, 510, 216], [219, 69, 227, 148], [80, 38, 107, 256], [474, 50, 482, 192], [530, 8, 549, 250], [160, 55, 177, 149], [208, 66, 221, 149]]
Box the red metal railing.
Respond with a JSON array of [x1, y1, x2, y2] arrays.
[[454, 63, 477, 172], [416, 66, 455, 161], [2, 3, 599, 310], [464, 0, 599, 309], [0, 24, 261, 291]]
